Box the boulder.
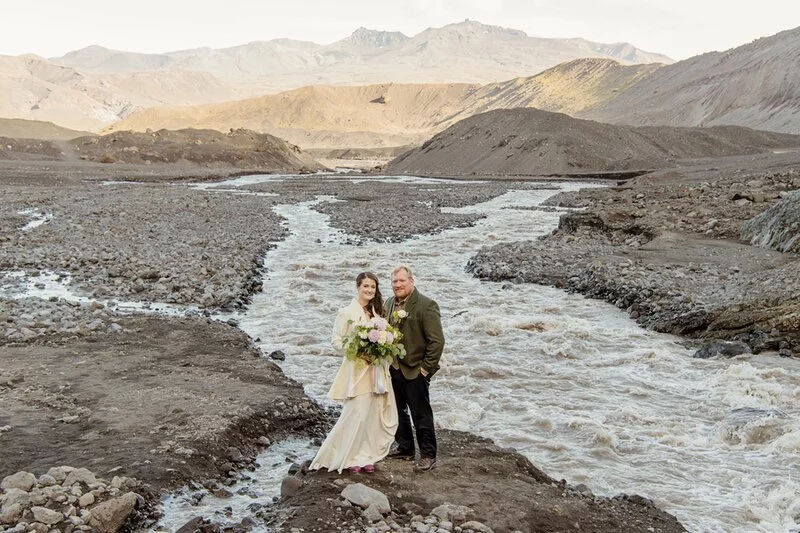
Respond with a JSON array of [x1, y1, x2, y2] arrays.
[[341, 483, 390, 514], [1, 472, 37, 492], [31, 506, 63, 525], [88, 492, 139, 533], [693, 340, 752, 358], [741, 190, 800, 253]]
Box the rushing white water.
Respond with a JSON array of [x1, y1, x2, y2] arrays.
[[18, 208, 53, 230], [229, 176, 800, 533], [6, 173, 797, 531], [0, 270, 192, 315], [156, 438, 316, 532]]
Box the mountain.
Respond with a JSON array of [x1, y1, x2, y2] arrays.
[[576, 26, 800, 133], [386, 108, 800, 176], [51, 21, 671, 88], [105, 24, 800, 152], [0, 55, 242, 131], [4, 21, 800, 148], [104, 60, 664, 150]]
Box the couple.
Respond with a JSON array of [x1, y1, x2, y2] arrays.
[[310, 265, 445, 474]]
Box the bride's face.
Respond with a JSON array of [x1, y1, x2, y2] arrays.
[[357, 277, 377, 303]]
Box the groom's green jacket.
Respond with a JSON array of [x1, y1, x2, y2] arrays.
[[385, 288, 445, 380]]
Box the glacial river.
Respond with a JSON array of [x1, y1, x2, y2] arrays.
[[11, 174, 798, 532], [226, 174, 799, 533]]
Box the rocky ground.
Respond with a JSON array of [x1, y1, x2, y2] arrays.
[[0, 315, 326, 532], [239, 177, 562, 243], [467, 150, 800, 355], [274, 430, 685, 533], [0, 156, 701, 532]]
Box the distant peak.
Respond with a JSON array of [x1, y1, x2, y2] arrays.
[[345, 27, 409, 47], [424, 20, 528, 38]]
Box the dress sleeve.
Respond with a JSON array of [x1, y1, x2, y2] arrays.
[[331, 308, 350, 353]]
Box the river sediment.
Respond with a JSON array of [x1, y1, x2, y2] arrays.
[[467, 152, 800, 355], [3, 157, 798, 531]]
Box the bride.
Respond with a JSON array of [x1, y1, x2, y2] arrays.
[[310, 271, 398, 473]]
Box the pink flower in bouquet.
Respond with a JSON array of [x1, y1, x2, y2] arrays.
[[368, 329, 381, 343], [373, 317, 388, 331], [385, 332, 394, 344]]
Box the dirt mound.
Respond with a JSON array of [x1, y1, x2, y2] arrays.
[[0, 118, 92, 141], [386, 108, 800, 177], [276, 430, 686, 533], [0, 128, 326, 173], [0, 315, 325, 490]]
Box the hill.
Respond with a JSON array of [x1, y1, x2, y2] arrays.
[[0, 118, 92, 140], [386, 108, 800, 176], [0, 128, 326, 173]]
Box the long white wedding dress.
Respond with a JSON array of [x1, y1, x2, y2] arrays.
[[310, 299, 398, 472]]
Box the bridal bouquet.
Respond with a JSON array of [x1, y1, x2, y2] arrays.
[[344, 316, 406, 366]]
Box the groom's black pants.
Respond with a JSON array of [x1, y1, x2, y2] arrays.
[[390, 367, 437, 459]]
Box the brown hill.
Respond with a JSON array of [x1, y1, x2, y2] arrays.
[[0, 118, 91, 140], [105, 83, 482, 149], [0, 128, 326, 173], [0, 55, 241, 131], [386, 108, 800, 177]]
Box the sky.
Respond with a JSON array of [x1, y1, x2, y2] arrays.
[[2, 0, 799, 61]]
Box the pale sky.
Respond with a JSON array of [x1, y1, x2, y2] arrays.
[[2, 0, 798, 61]]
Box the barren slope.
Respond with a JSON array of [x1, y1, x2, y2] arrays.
[[106, 83, 482, 149], [0, 55, 241, 131], [386, 108, 800, 176], [0, 118, 91, 140], [578, 26, 800, 133]]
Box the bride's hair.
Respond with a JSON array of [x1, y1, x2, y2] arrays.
[[356, 271, 385, 317]]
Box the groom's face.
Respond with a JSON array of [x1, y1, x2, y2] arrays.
[[391, 270, 414, 299]]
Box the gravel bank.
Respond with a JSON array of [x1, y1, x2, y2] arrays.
[[0, 163, 691, 532], [1, 182, 286, 314], [241, 177, 520, 242], [468, 155, 800, 354]]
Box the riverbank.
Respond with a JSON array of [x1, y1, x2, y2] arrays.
[[467, 151, 800, 355], [0, 163, 692, 532]]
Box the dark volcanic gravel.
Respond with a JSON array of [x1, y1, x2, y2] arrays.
[[467, 154, 800, 354]]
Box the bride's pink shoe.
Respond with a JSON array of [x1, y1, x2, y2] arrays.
[[348, 466, 361, 474], [362, 464, 375, 473]]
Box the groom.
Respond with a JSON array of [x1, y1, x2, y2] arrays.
[[385, 265, 445, 472]]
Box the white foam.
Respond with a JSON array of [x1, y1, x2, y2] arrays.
[[230, 180, 800, 533]]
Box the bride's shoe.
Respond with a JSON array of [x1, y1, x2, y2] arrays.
[[348, 466, 361, 474], [362, 464, 375, 473]]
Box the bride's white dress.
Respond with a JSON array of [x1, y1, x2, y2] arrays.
[[310, 299, 398, 472]]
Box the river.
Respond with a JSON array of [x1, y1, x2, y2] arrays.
[[225, 174, 799, 533], [10, 173, 797, 532]]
